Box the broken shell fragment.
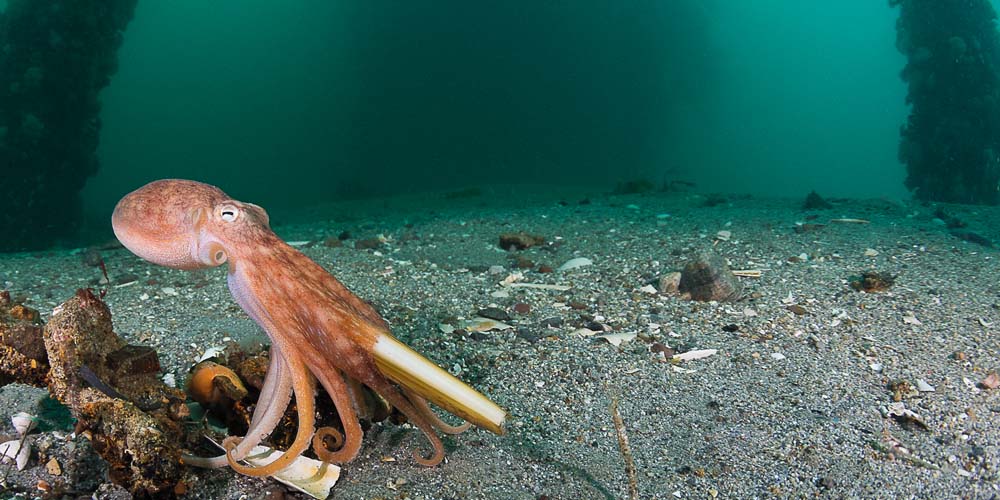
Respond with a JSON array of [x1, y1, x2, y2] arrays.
[[672, 349, 718, 362], [0, 438, 30, 470], [557, 257, 593, 271], [11, 412, 36, 436]]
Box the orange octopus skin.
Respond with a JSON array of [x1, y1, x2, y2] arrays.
[[112, 179, 507, 475]]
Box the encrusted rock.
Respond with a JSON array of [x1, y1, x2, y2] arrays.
[[0, 290, 49, 387], [43, 289, 187, 497], [678, 252, 743, 302]]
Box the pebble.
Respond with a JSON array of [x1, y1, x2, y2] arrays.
[[45, 457, 61, 476]]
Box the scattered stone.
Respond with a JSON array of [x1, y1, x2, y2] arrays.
[[537, 264, 554, 273], [950, 230, 994, 248], [540, 317, 563, 328], [513, 303, 531, 314], [702, 193, 727, 207], [656, 272, 682, 294], [915, 379, 935, 392], [354, 238, 383, 250], [981, 371, 1000, 390], [678, 252, 743, 302], [849, 271, 894, 293], [793, 223, 825, 233], [650, 342, 674, 358], [785, 304, 808, 315], [498, 232, 545, 251], [514, 256, 534, 269], [45, 456, 61, 476], [933, 207, 966, 229], [803, 190, 833, 210], [322, 236, 343, 248], [476, 307, 511, 322]]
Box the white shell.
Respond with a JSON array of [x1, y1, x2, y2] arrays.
[[198, 346, 226, 362], [0, 439, 30, 470], [11, 412, 36, 436], [557, 257, 593, 271], [208, 439, 339, 499], [672, 349, 718, 362]]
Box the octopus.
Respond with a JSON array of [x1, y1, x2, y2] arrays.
[[112, 179, 507, 476]]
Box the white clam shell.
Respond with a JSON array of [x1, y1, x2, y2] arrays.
[[557, 257, 593, 271], [0, 439, 30, 471], [11, 412, 36, 436], [208, 438, 339, 499]]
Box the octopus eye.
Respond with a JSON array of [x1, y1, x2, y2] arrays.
[[219, 205, 239, 222]]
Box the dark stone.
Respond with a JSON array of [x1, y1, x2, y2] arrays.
[[499, 232, 545, 251], [802, 190, 832, 210], [476, 307, 511, 322], [678, 252, 743, 302], [540, 316, 563, 328]]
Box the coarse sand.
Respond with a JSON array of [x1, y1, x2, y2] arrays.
[[0, 186, 998, 499]]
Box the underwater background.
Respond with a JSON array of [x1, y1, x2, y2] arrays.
[[0, 0, 931, 249]]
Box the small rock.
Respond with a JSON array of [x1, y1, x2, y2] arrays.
[[354, 238, 383, 250], [678, 252, 742, 302], [513, 303, 531, 314], [981, 371, 1000, 390], [657, 272, 682, 294], [499, 232, 545, 251], [476, 307, 511, 322], [46, 457, 61, 476], [803, 190, 832, 210], [785, 304, 807, 315], [540, 317, 563, 328]]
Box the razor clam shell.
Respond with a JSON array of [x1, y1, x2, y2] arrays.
[[0, 439, 30, 471]]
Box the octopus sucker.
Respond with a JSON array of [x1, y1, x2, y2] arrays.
[[112, 179, 507, 476]]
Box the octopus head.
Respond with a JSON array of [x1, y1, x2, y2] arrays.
[[112, 179, 271, 270]]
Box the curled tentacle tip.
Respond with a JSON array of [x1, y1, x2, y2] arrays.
[[412, 450, 444, 467]]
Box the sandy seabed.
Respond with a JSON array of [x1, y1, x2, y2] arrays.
[[0, 185, 998, 499]]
